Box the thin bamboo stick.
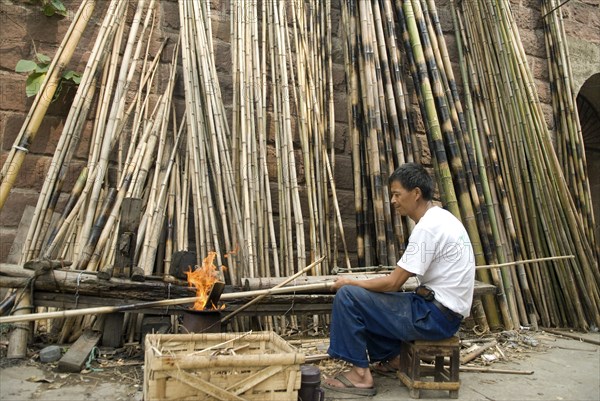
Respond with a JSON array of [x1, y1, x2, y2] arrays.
[[220, 256, 326, 323], [0, 282, 335, 324]]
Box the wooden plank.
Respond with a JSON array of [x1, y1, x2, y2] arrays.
[[102, 313, 125, 348], [57, 329, 102, 372]]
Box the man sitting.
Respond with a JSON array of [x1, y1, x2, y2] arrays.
[[323, 163, 475, 396]]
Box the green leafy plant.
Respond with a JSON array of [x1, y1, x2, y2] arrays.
[[33, 0, 68, 17], [15, 53, 81, 98]]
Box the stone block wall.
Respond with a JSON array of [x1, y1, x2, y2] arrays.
[[0, 0, 598, 265]]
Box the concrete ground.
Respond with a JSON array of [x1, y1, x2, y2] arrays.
[[0, 330, 598, 401], [323, 331, 600, 401]]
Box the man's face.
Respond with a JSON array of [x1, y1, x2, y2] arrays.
[[390, 180, 418, 217]]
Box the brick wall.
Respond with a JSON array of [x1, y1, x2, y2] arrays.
[[0, 0, 598, 265]]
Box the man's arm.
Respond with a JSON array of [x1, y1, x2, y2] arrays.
[[331, 266, 415, 292]]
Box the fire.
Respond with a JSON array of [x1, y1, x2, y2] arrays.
[[186, 252, 223, 310]]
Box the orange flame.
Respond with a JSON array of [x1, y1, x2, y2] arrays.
[[186, 252, 221, 310]]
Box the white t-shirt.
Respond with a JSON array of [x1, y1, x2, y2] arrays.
[[397, 206, 475, 317]]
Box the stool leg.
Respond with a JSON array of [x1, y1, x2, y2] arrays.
[[434, 355, 444, 381], [410, 348, 421, 399], [450, 346, 460, 398], [451, 347, 460, 382], [399, 341, 409, 376]]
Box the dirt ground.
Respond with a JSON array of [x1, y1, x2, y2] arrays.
[[1, 327, 599, 401], [0, 341, 143, 401]]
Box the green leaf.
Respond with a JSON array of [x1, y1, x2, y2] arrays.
[[42, 3, 55, 16], [15, 59, 38, 73], [62, 70, 81, 84], [36, 53, 51, 64], [51, 0, 67, 15], [62, 70, 75, 79], [34, 64, 50, 73], [26, 73, 46, 97]]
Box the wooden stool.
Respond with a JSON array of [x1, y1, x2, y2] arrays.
[[397, 336, 460, 399]]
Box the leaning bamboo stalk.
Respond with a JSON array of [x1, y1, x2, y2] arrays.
[[504, 0, 597, 327], [467, 13, 527, 328], [43, 168, 88, 255], [340, 0, 367, 267], [84, 139, 153, 273], [356, 0, 388, 266], [193, 0, 238, 272], [88, 19, 124, 166], [7, 3, 111, 351], [451, 2, 518, 329], [20, 0, 124, 263], [0, 282, 335, 324], [0, 0, 96, 212], [266, 3, 291, 277], [141, 114, 183, 275], [542, 0, 597, 256], [79, 0, 148, 249], [28, 74, 99, 260], [456, 0, 600, 329], [75, 188, 117, 269], [137, 51, 179, 273]]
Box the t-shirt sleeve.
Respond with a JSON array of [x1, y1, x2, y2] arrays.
[[397, 226, 435, 275]]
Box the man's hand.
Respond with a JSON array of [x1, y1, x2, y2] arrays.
[[331, 276, 353, 292]]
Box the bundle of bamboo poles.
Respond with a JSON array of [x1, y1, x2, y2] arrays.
[[5, 0, 182, 349], [340, 0, 598, 332], [2, 0, 348, 346], [452, 0, 599, 330], [339, 0, 501, 331], [541, 0, 597, 258]]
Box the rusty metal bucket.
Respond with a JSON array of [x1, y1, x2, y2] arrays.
[[180, 281, 225, 333], [181, 309, 222, 333]]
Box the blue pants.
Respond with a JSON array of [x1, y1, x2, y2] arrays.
[[327, 286, 462, 368]]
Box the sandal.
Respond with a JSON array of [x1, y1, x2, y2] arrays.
[[322, 373, 377, 396], [371, 360, 399, 378]]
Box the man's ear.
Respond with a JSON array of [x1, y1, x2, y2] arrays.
[[413, 187, 423, 200]]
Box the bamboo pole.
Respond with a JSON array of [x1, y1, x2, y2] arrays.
[[0, 282, 335, 324], [0, 0, 97, 211], [475, 255, 575, 270]]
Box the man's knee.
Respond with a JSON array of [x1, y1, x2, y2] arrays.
[[337, 285, 365, 298], [335, 285, 370, 307]]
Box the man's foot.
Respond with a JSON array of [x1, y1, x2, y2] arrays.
[[322, 372, 377, 396], [371, 355, 400, 377]]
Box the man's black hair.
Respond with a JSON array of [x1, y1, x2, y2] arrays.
[[388, 163, 433, 201]]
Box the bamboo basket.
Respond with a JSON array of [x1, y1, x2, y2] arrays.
[[144, 331, 305, 401]]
